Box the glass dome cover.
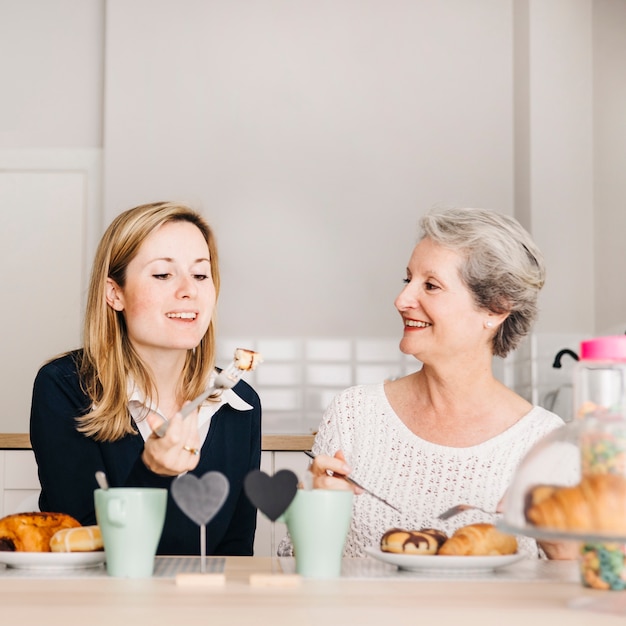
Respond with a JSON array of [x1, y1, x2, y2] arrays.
[[500, 337, 626, 543]]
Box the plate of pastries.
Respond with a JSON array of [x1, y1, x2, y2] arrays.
[[0, 511, 105, 570], [365, 523, 523, 572]]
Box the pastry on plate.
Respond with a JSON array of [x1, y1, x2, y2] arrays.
[[50, 525, 103, 552], [438, 523, 517, 556], [380, 527, 448, 555], [0, 512, 81, 552]]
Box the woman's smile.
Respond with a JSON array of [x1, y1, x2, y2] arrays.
[[165, 311, 198, 320], [403, 318, 432, 329]]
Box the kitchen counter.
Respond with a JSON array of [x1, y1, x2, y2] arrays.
[[0, 433, 314, 451], [0, 557, 623, 625]]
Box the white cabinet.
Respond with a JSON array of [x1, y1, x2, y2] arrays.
[[0, 153, 101, 435], [0, 450, 40, 516], [0, 449, 310, 556]]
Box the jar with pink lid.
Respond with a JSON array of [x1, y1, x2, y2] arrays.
[[574, 335, 626, 590]]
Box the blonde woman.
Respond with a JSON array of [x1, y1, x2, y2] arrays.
[[30, 202, 261, 555]]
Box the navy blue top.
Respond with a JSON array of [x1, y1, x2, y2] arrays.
[[29, 351, 262, 556]]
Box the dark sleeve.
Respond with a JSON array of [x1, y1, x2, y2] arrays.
[[212, 382, 262, 556], [29, 354, 104, 525]]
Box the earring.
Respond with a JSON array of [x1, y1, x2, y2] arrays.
[[485, 321, 494, 328]]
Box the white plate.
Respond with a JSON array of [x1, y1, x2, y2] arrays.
[[365, 547, 524, 572], [0, 551, 106, 570]]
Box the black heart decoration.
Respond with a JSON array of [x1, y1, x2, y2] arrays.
[[244, 469, 298, 522], [171, 471, 230, 527]]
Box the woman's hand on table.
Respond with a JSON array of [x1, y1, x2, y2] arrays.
[[308, 450, 363, 494], [142, 409, 201, 476], [539, 539, 580, 560]]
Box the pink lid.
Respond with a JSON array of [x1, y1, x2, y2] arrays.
[[580, 335, 626, 361]]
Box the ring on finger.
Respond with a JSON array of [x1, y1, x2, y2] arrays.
[[183, 445, 200, 456]]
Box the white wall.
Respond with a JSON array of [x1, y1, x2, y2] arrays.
[[0, 0, 104, 432], [101, 0, 624, 338], [594, 0, 626, 335], [103, 0, 515, 338], [1, 0, 625, 433], [522, 0, 595, 334], [0, 0, 103, 148]]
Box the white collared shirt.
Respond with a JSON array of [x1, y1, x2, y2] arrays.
[[127, 375, 253, 446]]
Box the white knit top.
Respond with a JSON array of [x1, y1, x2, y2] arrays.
[[311, 383, 569, 558]]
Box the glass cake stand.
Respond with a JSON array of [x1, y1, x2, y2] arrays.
[[497, 420, 626, 614]]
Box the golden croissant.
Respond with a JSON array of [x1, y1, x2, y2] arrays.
[[525, 473, 626, 533], [438, 523, 517, 556]]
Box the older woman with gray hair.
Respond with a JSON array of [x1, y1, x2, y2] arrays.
[[306, 207, 576, 560]]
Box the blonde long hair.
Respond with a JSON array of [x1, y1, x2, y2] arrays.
[[76, 202, 220, 442]]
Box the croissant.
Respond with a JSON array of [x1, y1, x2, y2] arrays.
[[0, 512, 81, 552], [525, 474, 626, 533], [438, 523, 517, 556]]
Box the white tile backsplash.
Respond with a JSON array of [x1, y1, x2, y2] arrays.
[[216, 338, 258, 361], [304, 389, 337, 415], [355, 339, 402, 361], [256, 363, 302, 386], [517, 385, 534, 404], [306, 364, 353, 387], [535, 333, 585, 361], [514, 336, 533, 361], [355, 364, 398, 385], [304, 339, 352, 361], [513, 359, 533, 389], [313, 389, 344, 411], [256, 388, 302, 411], [536, 358, 573, 387], [528, 332, 588, 421], [217, 336, 411, 433], [401, 354, 423, 375], [218, 332, 587, 432], [257, 339, 302, 361]]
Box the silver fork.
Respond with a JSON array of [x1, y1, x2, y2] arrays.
[[436, 504, 499, 521], [154, 360, 247, 437], [303, 451, 402, 514]]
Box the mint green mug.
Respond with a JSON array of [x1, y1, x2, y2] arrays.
[[95, 488, 167, 578], [281, 489, 353, 579]]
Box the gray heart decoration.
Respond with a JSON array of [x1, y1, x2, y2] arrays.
[[244, 469, 298, 522], [171, 471, 229, 527]]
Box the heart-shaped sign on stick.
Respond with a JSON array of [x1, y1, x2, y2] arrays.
[[171, 471, 230, 527], [244, 469, 298, 521]]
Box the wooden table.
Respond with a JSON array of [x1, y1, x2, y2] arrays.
[[0, 433, 315, 451], [0, 557, 624, 625]]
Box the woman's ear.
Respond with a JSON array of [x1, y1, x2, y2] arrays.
[[485, 310, 509, 330], [106, 278, 125, 311]]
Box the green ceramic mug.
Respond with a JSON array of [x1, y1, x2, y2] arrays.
[[95, 487, 167, 578], [281, 489, 353, 579]]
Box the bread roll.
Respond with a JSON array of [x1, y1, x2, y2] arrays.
[[525, 474, 626, 533], [438, 523, 517, 556], [50, 525, 103, 552], [0, 512, 81, 552]]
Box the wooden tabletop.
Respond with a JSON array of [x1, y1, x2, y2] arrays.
[[0, 557, 623, 625], [0, 433, 314, 452]]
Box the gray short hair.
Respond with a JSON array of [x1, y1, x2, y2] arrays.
[[418, 207, 545, 357]]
